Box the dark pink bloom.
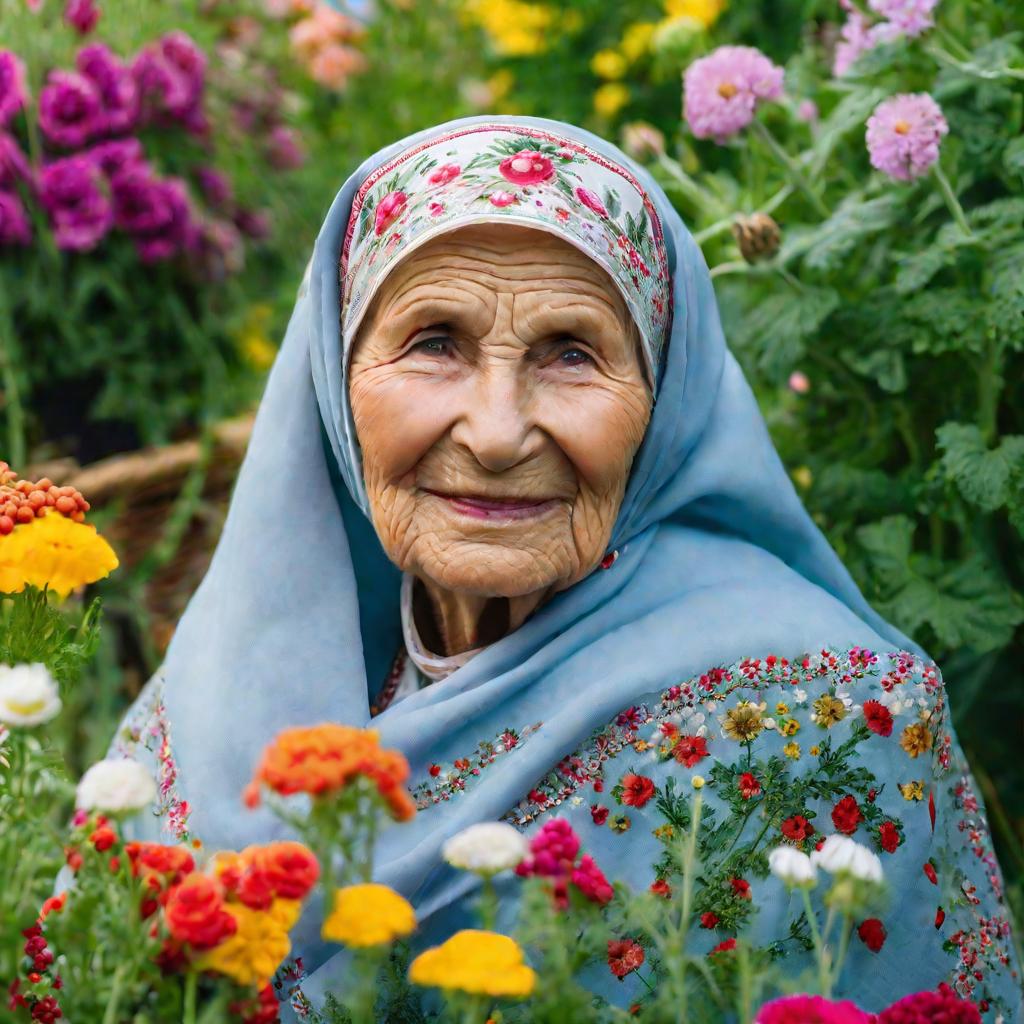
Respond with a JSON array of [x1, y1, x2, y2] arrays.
[[755, 994, 870, 1023], [0, 190, 31, 245], [266, 124, 305, 171], [133, 31, 205, 129], [574, 186, 607, 217], [64, 0, 100, 34], [112, 167, 193, 262], [39, 70, 101, 148], [570, 854, 613, 905], [866, 93, 948, 181], [76, 43, 138, 135], [38, 155, 112, 251], [234, 207, 271, 240], [488, 190, 517, 208], [857, 917, 887, 952], [0, 50, 28, 128], [195, 166, 233, 208], [877, 984, 981, 1023], [0, 133, 31, 189], [374, 190, 407, 235], [193, 218, 245, 280], [427, 162, 460, 185], [499, 150, 554, 186], [84, 137, 144, 180], [516, 818, 580, 879]]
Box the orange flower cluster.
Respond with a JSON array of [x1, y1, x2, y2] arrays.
[[287, 3, 367, 91], [0, 461, 91, 534], [244, 723, 416, 821], [126, 840, 196, 918]]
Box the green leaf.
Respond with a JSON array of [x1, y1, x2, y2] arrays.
[[798, 195, 903, 273], [935, 422, 1024, 511], [841, 346, 907, 393], [1003, 136, 1024, 181]]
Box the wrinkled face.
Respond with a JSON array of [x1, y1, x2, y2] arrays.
[[347, 224, 652, 600]]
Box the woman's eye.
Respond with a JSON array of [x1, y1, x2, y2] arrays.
[[411, 335, 452, 356], [558, 346, 593, 367]]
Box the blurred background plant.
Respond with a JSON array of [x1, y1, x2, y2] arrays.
[[1, 0, 1020, 943]]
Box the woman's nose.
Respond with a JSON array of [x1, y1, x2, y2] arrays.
[[449, 366, 540, 474]]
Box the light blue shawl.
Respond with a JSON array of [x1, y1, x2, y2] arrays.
[[155, 115, 924, 1009]]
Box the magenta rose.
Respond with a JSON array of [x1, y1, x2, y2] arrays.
[[755, 994, 870, 1023], [374, 190, 407, 235], [64, 0, 100, 35], [133, 31, 205, 128], [499, 149, 554, 186], [266, 124, 305, 171], [84, 137, 145, 180], [195, 166, 233, 208], [77, 43, 139, 135], [489, 190, 517, 208], [112, 167, 193, 261], [38, 155, 112, 251], [0, 51, 28, 128], [0, 190, 32, 246], [574, 186, 608, 218], [234, 207, 271, 240], [427, 162, 460, 185], [39, 70, 102, 148], [0, 133, 31, 190]]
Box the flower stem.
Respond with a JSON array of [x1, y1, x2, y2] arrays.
[[831, 912, 854, 992], [751, 120, 830, 220], [479, 875, 499, 931], [932, 163, 972, 237], [182, 970, 198, 1024], [656, 154, 727, 217], [800, 887, 829, 997]]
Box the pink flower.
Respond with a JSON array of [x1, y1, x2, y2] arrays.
[[39, 70, 102, 148], [868, 0, 939, 37], [427, 162, 460, 185], [788, 370, 810, 394], [0, 133, 30, 190], [38, 155, 112, 251], [571, 854, 613, 905], [84, 137, 145, 181], [607, 938, 644, 978], [111, 167, 193, 262], [0, 51, 28, 128], [499, 150, 554, 186], [308, 44, 367, 90], [374, 190, 407, 235], [574, 186, 607, 217], [755, 994, 871, 1023], [195, 166, 233, 208], [64, 0, 100, 34], [133, 31, 205, 129], [516, 818, 580, 879], [834, 4, 879, 77], [427, 201, 444, 217], [489, 190, 517, 208], [797, 100, 819, 124], [266, 124, 305, 171], [866, 93, 948, 181], [77, 43, 139, 135], [0, 191, 31, 246], [683, 45, 784, 143], [877, 984, 981, 1023]]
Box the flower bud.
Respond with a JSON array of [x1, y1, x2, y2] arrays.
[[768, 846, 817, 888], [621, 121, 666, 161], [732, 212, 781, 263]]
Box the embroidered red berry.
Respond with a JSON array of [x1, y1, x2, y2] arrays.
[[923, 861, 938, 885]]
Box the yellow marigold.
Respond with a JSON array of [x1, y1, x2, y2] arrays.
[[809, 745, 821, 756], [463, 0, 553, 57], [775, 702, 790, 716], [0, 512, 118, 597], [409, 930, 535, 998], [780, 718, 801, 737], [721, 701, 765, 742], [620, 21, 657, 61], [811, 695, 847, 729], [594, 83, 630, 118], [783, 741, 801, 760], [322, 884, 416, 947], [900, 722, 933, 759], [899, 780, 925, 801], [591, 48, 627, 79], [196, 901, 292, 986], [664, 0, 725, 28]]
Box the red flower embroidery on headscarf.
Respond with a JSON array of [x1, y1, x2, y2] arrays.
[[621, 773, 656, 808], [862, 700, 894, 736], [831, 795, 862, 835], [857, 918, 887, 952], [781, 815, 815, 844], [673, 735, 708, 767], [607, 938, 645, 978]]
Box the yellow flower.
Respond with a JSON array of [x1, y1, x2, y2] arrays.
[[591, 49, 627, 79], [792, 466, 813, 490], [811, 695, 847, 729], [775, 702, 790, 716], [463, 0, 553, 56], [721, 701, 765, 742], [0, 512, 118, 597], [691, 775, 705, 789], [322, 883, 416, 947], [236, 304, 277, 371], [620, 21, 657, 61], [409, 930, 535, 997], [664, 0, 726, 28], [197, 901, 292, 986], [780, 718, 801, 737], [594, 83, 630, 119], [900, 723, 933, 759], [633, 739, 650, 753], [783, 741, 801, 760], [809, 745, 820, 756], [653, 823, 675, 839], [899, 780, 925, 801]]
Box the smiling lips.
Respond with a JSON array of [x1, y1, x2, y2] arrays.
[[423, 489, 559, 521]]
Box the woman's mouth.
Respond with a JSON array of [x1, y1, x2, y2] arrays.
[[422, 489, 560, 521]]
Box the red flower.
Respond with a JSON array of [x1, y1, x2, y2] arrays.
[[164, 875, 237, 950], [877, 983, 981, 1023], [862, 700, 893, 737], [607, 938, 645, 978], [878, 821, 901, 853], [649, 878, 672, 898], [621, 773, 656, 808], [738, 772, 761, 800], [428, 764, 441, 777], [575, 186, 608, 217], [499, 150, 554, 186], [729, 877, 751, 900], [857, 917, 887, 953], [935, 906, 945, 929], [831, 795, 863, 835], [126, 842, 195, 885], [923, 861, 938, 885], [489, 190, 518, 208], [89, 825, 117, 852], [781, 815, 815, 844], [571, 854, 614, 905], [373, 191, 407, 236], [427, 163, 460, 185], [928, 789, 936, 831], [673, 734, 708, 767], [710, 937, 737, 955], [591, 804, 609, 826], [250, 841, 320, 901], [700, 911, 719, 929]]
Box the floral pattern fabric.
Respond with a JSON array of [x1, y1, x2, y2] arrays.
[[339, 123, 673, 385]]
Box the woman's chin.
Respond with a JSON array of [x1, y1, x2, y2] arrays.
[[414, 542, 574, 600]]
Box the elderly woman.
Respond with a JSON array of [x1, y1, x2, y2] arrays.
[[113, 116, 1020, 1019]]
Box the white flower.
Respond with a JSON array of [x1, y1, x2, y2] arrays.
[[442, 822, 529, 875], [810, 834, 883, 884], [76, 758, 158, 814], [792, 688, 808, 705], [768, 846, 817, 888], [0, 663, 62, 727]]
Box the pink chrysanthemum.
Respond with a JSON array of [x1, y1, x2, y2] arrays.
[[834, 4, 879, 77], [865, 92, 948, 181], [0, 50, 28, 128], [755, 994, 871, 1023], [868, 0, 939, 37], [0, 190, 32, 246], [877, 984, 981, 1023], [683, 46, 784, 143]]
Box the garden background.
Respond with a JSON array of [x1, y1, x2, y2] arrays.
[[2, 0, 1022, 942]]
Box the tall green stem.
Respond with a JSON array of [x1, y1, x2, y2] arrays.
[[102, 963, 127, 1024], [933, 164, 972, 237], [751, 120, 830, 219], [800, 887, 830, 997], [182, 970, 198, 1024]]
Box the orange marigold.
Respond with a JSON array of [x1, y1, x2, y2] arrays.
[[246, 724, 416, 821], [164, 874, 237, 950]]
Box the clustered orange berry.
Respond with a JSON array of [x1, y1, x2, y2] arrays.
[[244, 723, 416, 822], [0, 461, 91, 536]]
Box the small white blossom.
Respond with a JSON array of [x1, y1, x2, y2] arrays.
[[768, 846, 817, 888], [0, 663, 62, 727], [792, 688, 808, 705], [442, 822, 529, 876], [76, 758, 157, 814], [810, 834, 883, 884], [763, 717, 777, 731]]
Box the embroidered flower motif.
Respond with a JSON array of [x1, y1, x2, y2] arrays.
[[738, 772, 761, 800], [427, 163, 460, 185], [607, 938, 644, 978], [373, 190, 407, 235], [812, 694, 848, 728], [783, 741, 801, 759], [862, 699, 894, 736], [499, 150, 554, 185], [673, 734, 709, 766], [899, 780, 924, 801], [609, 813, 632, 833], [489, 189, 518, 207], [620, 772, 656, 808], [900, 722, 933, 758], [574, 186, 608, 217], [831, 795, 863, 835], [700, 911, 719, 928], [878, 821, 902, 853], [730, 877, 751, 900], [722, 701, 765, 742], [781, 814, 815, 844]]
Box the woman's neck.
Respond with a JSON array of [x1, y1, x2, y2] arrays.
[[412, 576, 547, 657]]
